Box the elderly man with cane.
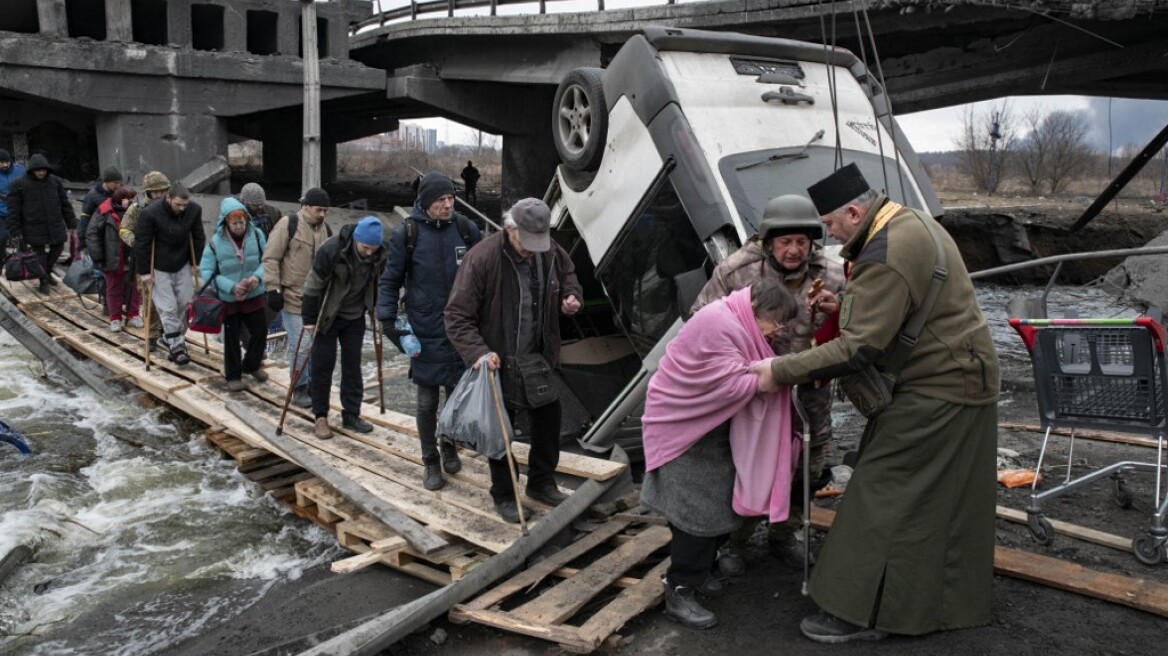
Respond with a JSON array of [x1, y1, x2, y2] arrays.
[[445, 198, 583, 524]]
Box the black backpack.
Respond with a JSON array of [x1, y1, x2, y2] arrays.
[[402, 214, 476, 281], [286, 212, 332, 241]]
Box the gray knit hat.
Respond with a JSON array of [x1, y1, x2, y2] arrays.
[[239, 182, 267, 209], [101, 166, 123, 183]]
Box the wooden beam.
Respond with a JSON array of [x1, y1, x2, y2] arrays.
[[225, 400, 449, 555], [0, 293, 115, 398], [1001, 422, 1162, 449], [995, 506, 1133, 553]]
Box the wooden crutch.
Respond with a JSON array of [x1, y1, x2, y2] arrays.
[[488, 366, 528, 535], [370, 309, 385, 414], [141, 243, 156, 371]]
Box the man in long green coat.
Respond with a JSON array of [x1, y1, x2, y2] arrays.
[[754, 163, 1000, 643]]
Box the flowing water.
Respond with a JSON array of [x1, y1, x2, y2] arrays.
[[0, 331, 340, 656], [0, 282, 1143, 655]]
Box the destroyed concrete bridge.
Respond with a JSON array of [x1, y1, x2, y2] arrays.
[[1, 0, 1166, 199]]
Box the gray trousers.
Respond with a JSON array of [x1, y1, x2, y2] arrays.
[[152, 266, 193, 349]]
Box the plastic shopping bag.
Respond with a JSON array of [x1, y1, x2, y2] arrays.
[[63, 255, 104, 295], [437, 356, 511, 460]]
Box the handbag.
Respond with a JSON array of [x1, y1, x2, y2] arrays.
[[63, 255, 104, 295], [187, 241, 224, 334], [838, 365, 897, 418], [501, 353, 558, 409], [4, 249, 47, 282]]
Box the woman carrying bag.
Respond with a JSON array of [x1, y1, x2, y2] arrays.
[[87, 186, 142, 331], [199, 197, 268, 392]]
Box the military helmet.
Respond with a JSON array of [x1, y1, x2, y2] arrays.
[[758, 194, 824, 242], [142, 171, 171, 193]]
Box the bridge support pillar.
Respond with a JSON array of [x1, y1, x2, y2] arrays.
[[501, 133, 560, 209], [106, 0, 132, 42], [261, 112, 337, 188], [36, 0, 67, 37], [95, 113, 228, 191]]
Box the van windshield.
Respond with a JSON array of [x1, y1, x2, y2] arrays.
[[719, 147, 924, 234]]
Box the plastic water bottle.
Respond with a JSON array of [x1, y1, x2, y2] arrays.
[[395, 316, 422, 358]]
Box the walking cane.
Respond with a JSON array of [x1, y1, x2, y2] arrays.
[[370, 309, 385, 414], [792, 390, 813, 596], [488, 366, 528, 536], [189, 238, 210, 355], [277, 328, 314, 436], [142, 243, 156, 371]]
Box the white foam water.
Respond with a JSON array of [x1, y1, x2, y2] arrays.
[[0, 332, 338, 655]]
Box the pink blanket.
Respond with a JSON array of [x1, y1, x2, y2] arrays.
[[642, 287, 798, 522]]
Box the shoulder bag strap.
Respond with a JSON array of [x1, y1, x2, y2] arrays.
[[882, 212, 948, 376]]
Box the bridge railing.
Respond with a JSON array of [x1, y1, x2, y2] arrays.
[[351, 0, 680, 34]]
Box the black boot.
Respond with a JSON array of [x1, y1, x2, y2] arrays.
[[422, 456, 445, 491], [663, 577, 717, 629], [440, 440, 462, 474]]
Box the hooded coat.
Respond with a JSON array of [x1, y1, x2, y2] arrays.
[[0, 161, 26, 221], [301, 224, 386, 336], [376, 202, 482, 388], [199, 198, 267, 303], [78, 180, 114, 250], [5, 154, 77, 246], [87, 197, 132, 274]]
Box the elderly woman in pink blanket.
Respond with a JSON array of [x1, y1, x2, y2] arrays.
[[641, 278, 799, 630]]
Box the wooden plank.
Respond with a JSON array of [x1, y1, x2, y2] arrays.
[[509, 525, 671, 625], [225, 400, 450, 555], [260, 470, 313, 491], [331, 536, 408, 574], [576, 558, 671, 646], [458, 519, 632, 613], [551, 567, 641, 589], [995, 506, 1133, 552], [810, 506, 1168, 618], [245, 460, 308, 482], [1001, 421, 1162, 449], [0, 292, 116, 397], [445, 607, 595, 652]]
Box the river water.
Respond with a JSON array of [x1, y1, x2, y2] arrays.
[[0, 282, 1142, 655]]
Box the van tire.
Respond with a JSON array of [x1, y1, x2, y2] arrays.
[[553, 67, 607, 171]]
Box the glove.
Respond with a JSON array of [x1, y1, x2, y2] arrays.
[[382, 321, 405, 354], [266, 290, 284, 313]]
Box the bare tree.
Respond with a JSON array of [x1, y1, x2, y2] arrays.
[[1016, 108, 1048, 194], [953, 103, 1016, 194], [1040, 110, 1094, 194]]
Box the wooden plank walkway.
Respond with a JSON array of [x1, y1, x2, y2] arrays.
[[0, 277, 627, 561]]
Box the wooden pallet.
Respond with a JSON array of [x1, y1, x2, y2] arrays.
[[296, 477, 491, 585], [203, 431, 307, 502], [450, 517, 671, 654]]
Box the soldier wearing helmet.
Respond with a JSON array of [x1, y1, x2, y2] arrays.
[[690, 194, 845, 576]]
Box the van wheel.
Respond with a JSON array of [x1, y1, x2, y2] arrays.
[[553, 67, 607, 171]]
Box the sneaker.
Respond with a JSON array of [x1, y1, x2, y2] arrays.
[[248, 368, 269, 383], [663, 577, 718, 629], [440, 441, 462, 474], [717, 547, 746, 578], [494, 499, 527, 524], [127, 316, 144, 329], [170, 347, 190, 366], [109, 319, 124, 332], [342, 413, 373, 433], [314, 417, 332, 440], [799, 612, 886, 644], [226, 379, 246, 392], [526, 485, 568, 507], [292, 388, 312, 408], [422, 457, 445, 491]]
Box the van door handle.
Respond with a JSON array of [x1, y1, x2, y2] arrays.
[[762, 87, 814, 105]]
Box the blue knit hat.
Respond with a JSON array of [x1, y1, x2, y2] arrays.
[[353, 216, 384, 246]]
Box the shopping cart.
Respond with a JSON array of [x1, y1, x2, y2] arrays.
[[1010, 317, 1168, 564]]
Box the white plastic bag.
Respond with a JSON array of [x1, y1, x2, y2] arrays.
[[437, 356, 512, 460]]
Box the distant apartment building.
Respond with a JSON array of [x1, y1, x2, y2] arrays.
[[385, 123, 439, 153]]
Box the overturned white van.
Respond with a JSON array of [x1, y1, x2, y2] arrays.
[[542, 27, 941, 453]]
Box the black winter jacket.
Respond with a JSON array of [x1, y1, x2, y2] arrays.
[[376, 207, 482, 387], [78, 182, 113, 251], [301, 224, 387, 335], [5, 154, 77, 246], [132, 198, 205, 274]]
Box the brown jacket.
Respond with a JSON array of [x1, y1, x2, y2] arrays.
[[446, 231, 583, 368], [262, 208, 331, 314]]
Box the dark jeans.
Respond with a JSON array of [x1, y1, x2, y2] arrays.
[[668, 524, 727, 588], [488, 399, 560, 501], [223, 307, 268, 381], [310, 316, 365, 418], [417, 384, 454, 461], [28, 241, 63, 281]]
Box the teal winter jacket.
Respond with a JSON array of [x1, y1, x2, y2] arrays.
[[199, 197, 267, 302]]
